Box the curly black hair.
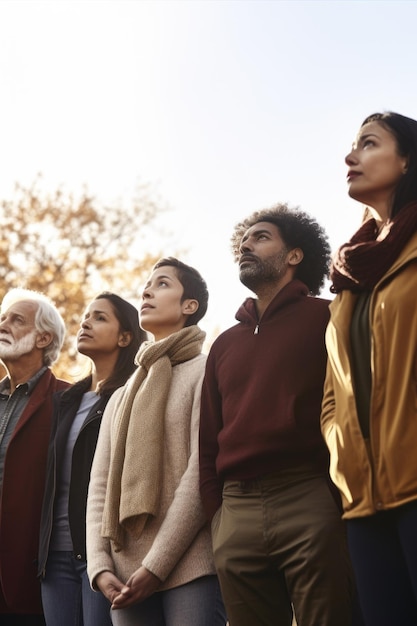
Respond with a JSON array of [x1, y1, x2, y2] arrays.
[[230, 203, 331, 295]]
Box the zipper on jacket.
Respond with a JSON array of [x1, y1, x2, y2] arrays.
[[254, 324, 259, 335]]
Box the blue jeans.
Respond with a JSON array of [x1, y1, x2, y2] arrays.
[[110, 575, 226, 626], [41, 551, 112, 626], [347, 500, 417, 626]]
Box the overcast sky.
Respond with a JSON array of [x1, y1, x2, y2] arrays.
[[1, 0, 416, 340]]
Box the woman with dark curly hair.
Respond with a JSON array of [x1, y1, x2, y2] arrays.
[[322, 111, 417, 626]]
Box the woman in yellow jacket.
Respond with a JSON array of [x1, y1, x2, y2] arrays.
[[322, 111, 417, 626]]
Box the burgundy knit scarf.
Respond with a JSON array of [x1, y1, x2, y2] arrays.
[[330, 201, 417, 293]]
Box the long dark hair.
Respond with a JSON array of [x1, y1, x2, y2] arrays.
[[362, 111, 417, 217], [94, 292, 146, 394]]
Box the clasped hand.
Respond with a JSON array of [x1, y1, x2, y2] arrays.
[[96, 566, 161, 609]]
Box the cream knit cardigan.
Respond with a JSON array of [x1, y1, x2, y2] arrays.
[[86, 353, 216, 590]]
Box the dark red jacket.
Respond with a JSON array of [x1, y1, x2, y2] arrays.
[[199, 280, 331, 521], [0, 369, 70, 614]]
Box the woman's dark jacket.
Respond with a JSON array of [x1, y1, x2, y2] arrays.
[[38, 376, 112, 576]]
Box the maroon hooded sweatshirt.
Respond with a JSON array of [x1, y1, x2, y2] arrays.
[[199, 279, 331, 521]]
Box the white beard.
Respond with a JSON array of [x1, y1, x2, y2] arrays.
[[0, 330, 38, 361]]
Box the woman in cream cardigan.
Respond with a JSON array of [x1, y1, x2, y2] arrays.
[[86, 258, 226, 626]]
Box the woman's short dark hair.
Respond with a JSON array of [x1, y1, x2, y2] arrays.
[[361, 111, 417, 217], [95, 292, 146, 393], [230, 203, 331, 296], [152, 257, 209, 326]]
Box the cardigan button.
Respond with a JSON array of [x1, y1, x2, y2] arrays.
[[76, 554, 83, 560], [376, 502, 383, 509]]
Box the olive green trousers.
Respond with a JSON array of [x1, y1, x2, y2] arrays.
[[212, 466, 355, 626]]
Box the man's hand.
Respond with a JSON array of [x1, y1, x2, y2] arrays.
[[111, 566, 161, 609]]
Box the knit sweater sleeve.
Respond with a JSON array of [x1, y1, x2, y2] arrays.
[[86, 389, 121, 588], [141, 361, 207, 582]]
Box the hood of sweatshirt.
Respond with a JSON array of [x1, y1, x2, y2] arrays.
[[235, 279, 310, 328]]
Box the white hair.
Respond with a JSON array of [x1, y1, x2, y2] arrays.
[[1, 288, 66, 366]]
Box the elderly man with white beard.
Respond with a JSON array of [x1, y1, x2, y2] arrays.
[[0, 288, 69, 626]]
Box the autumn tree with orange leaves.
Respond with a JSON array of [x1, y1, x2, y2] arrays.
[[0, 177, 170, 379]]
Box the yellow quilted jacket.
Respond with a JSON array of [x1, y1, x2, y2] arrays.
[[321, 231, 417, 518]]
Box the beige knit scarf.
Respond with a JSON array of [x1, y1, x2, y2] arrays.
[[101, 325, 206, 551]]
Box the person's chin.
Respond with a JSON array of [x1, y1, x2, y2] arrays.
[[239, 272, 258, 291]]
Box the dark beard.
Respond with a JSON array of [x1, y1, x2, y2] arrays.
[[239, 251, 288, 293]]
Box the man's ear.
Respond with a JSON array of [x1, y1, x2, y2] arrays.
[[36, 332, 53, 349], [118, 331, 133, 347], [287, 248, 304, 266], [182, 299, 199, 317]]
